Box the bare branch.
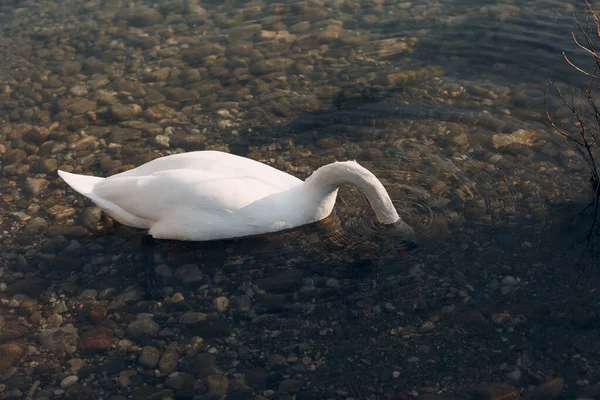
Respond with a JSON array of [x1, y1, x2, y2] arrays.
[[571, 32, 600, 60], [545, 1, 600, 266], [563, 52, 600, 79]]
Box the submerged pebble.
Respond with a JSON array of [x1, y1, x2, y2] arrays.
[[0, 0, 590, 398]]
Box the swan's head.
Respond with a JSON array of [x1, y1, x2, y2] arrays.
[[386, 219, 418, 250]]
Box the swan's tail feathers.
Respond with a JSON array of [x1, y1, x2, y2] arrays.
[[57, 170, 105, 196]]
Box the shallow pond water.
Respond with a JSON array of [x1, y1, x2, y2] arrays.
[[0, 0, 599, 399]]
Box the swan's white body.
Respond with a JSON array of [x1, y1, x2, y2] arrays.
[[58, 151, 411, 241]]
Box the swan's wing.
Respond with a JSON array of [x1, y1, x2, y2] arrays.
[[91, 168, 298, 223], [148, 206, 257, 241], [111, 151, 302, 190]]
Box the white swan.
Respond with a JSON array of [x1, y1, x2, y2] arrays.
[[57, 150, 415, 242]]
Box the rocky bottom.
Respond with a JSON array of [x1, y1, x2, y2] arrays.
[[0, 0, 595, 398], [0, 199, 599, 400]]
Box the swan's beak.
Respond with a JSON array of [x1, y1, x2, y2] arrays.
[[389, 219, 418, 250]]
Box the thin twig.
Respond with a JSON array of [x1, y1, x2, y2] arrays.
[[563, 52, 600, 79], [544, 1, 600, 267]]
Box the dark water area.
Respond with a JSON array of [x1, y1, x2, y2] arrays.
[[0, 0, 599, 399]]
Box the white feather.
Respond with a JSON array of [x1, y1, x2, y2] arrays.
[[58, 150, 412, 241]]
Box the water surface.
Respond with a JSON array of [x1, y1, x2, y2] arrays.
[[0, 0, 598, 399]]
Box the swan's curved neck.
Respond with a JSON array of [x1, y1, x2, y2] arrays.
[[304, 161, 400, 224]]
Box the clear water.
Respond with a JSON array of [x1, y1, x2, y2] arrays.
[[0, 0, 598, 398]]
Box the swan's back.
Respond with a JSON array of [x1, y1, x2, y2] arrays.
[[111, 151, 301, 189]]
